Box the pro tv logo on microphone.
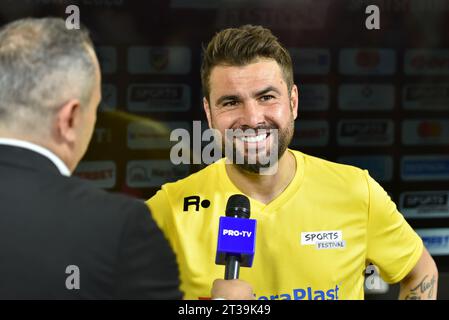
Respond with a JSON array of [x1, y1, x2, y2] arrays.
[[222, 229, 253, 237]]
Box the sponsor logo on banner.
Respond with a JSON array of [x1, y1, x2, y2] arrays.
[[338, 84, 394, 111], [292, 120, 329, 147], [416, 229, 449, 256], [127, 121, 190, 150], [99, 84, 117, 111], [402, 119, 449, 145], [289, 48, 330, 75], [339, 48, 396, 75], [300, 84, 329, 111], [337, 119, 394, 146], [126, 160, 189, 188], [74, 161, 116, 189], [401, 155, 449, 181], [127, 46, 191, 74], [127, 84, 191, 112], [402, 84, 449, 111], [95, 46, 117, 74], [337, 156, 393, 182], [405, 50, 449, 75], [400, 191, 449, 219]]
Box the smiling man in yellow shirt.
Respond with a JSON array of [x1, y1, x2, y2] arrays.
[[147, 25, 438, 300]]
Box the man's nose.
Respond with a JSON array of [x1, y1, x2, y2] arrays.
[[239, 100, 265, 128]]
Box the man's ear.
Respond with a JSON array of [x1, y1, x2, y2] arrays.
[[55, 99, 81, 143], [290, 85, 299, 120], [203, 97, 213, 129]]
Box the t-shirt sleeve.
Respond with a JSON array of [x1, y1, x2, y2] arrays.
[[364, 170, 424, 284]]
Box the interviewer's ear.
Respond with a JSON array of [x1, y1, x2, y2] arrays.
[[55, 99, 82, 143]]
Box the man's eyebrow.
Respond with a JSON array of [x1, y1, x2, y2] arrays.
[[214, 86, 281, 105], [215, 95, 241, 106], [254, 86, 281, 97]]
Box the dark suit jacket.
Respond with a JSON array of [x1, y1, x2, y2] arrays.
[[0, 145, 182, 299]]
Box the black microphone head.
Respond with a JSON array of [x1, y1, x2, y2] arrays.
[[225, 194, 250, 219]]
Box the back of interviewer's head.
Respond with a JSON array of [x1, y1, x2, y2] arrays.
[[201, 24, 294, 102], [0, 17, 96, 139]]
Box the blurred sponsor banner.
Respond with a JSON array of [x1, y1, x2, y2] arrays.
[[402, 84, 449, 111], [339, 48, 396, 75], [292, 120, 329, 147], [416, 229, 449, 256], [290, 48, 330, 75], [337, 119, 394, 146], [400, 191, 449, 219], [401, 155, 449, 181], [127, 83, 191, 112], [339, 84, 394, 111], [405, 50, 449, 75], [402, 119, 449, 145], [74, 161, 116, 189], [126, 160, 190, 188], [128, 46, 191, 74]]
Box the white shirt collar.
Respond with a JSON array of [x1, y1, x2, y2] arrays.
[[0, 138, 71, 176]]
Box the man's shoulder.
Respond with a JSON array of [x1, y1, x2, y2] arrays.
[[57, 174, 147, 219], [291, 149, 369, 193], [292, 149, 366, 177]]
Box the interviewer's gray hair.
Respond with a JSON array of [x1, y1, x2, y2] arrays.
[[0, 17, 96, 136]]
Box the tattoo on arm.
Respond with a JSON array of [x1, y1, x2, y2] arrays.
[[404, 275, 436, 300]]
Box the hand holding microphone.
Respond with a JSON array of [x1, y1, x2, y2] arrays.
[[211, 279, 255, 300], [212, 194, 257, 299]]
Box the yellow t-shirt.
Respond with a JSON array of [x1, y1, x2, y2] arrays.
[[146, 149, 423, 300]]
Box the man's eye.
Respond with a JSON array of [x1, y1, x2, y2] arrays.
[[223, 100, 238, 107], [260, 95, 275, 102]]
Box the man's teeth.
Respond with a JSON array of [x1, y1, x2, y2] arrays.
[[239, 133, 268, 143]]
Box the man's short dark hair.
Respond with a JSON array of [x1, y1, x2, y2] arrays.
[[201, 25, 294, 102]]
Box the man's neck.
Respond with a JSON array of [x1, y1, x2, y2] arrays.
[[225, 150, 297, 205], [0, 133, 73, 175]]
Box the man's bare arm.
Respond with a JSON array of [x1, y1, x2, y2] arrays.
[[399, 248, 438, 300]]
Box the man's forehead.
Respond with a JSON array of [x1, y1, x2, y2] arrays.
[[209, 59, 285, 96], [210, 59, 281, 79]]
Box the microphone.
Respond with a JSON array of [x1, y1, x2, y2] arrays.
[[215, 194, 257, 280]]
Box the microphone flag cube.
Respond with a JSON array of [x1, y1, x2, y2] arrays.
[[215, 216, 257, 267]]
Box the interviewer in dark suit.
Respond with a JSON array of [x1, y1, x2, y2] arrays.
[[0, 17, 183, 300], [0, 17, 254, 301]]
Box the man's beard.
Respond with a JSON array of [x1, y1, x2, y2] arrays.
[[222, 117, 294, 174]]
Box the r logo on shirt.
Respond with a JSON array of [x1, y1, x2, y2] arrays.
[[183, 196, 211, 212]]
